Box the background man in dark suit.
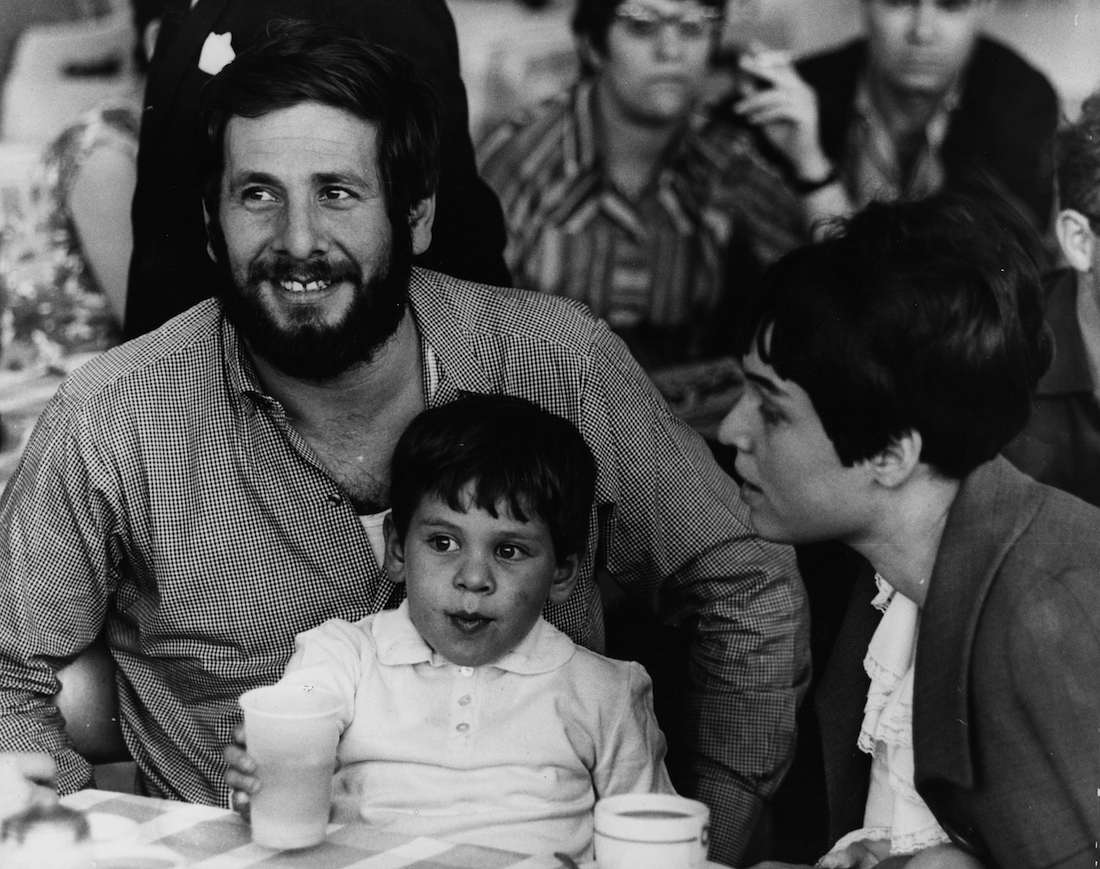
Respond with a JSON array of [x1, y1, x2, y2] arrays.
[[125, 0, 510, 338]]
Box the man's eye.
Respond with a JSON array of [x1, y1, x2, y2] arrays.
[[428, 536, 458, 552], [242, 188, 277, 203], [320, 187, 354, 202]]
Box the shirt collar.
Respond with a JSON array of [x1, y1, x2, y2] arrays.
[[1036, 269, 1095, 397], [372, 600, 576, 674]]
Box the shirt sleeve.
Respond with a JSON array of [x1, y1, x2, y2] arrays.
[[591, 660, 675, 800], [0, 392, 122, 794], [279, 618, 369, 733], [585, 322, 810, 866]]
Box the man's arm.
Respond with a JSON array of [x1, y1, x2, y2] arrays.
[[0, 397, 118, 793], [588, 325, 810, 866]]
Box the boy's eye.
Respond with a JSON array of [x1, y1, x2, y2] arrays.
[[428, 535, 458, 552], [495, 543, 527, 560]]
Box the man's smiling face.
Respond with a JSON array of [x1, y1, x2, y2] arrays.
[[211, 101, 412, 380]]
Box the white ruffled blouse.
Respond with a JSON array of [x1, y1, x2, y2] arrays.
[[827, 575, 952, 857]]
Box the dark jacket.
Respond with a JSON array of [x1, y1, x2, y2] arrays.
[[797, 36, 1057, 231], [125, 0, 510, 338], [775, 459, 1100, 868]]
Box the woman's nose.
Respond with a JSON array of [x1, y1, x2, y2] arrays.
[[717, 390, 754, 451]]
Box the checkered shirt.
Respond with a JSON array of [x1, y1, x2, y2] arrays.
[[479, 81, 806, 353], [0, 268, 807, 866]]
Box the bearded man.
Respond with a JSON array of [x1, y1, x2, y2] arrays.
[[0, 24, 805, 866]]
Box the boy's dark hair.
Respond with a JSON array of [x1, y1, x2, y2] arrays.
[[735, 194, 1052, 480], [572, 0, 725, 68], [1056, 90, 1100, 223], [198, 20, 441, 232], [390, 395, 597, 564]]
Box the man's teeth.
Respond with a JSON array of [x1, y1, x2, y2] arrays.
[[279, 279, 331, 293]]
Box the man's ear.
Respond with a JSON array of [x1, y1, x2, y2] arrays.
[[547, 552, 582, 606], [410, 196, 436, 257], [1056, 208, 1096, 274], [868, 429, 922, 490], [383, 514, 407, 584], [202, 201, 217, 262]]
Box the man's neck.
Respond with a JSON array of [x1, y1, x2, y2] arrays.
[[248, 310, 423, 426], [867, 75, 953, 144], [848, 470, 960, 608], [592, 80, 685, 200], [1076, 269, 1100, 393]]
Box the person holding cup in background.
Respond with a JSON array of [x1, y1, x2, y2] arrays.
[[225, 396, 676, 862]]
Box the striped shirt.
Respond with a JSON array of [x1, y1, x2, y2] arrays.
[[0, 269, 806, 866], [479, 80, 806, 366]]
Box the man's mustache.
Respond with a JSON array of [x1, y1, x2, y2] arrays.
[[248, 255, 362, 287]]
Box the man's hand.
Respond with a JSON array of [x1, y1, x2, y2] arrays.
[[735, 45, 833, 185], [223, 724, 258, 820], [0, 752, 57, 820]]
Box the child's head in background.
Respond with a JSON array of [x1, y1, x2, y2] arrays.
[[386, 394, 597, 667]]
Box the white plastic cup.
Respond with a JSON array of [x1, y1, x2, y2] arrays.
[[594, 793, 711, 869], [238, 684, 342, 850]]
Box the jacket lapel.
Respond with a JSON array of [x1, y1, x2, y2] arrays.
[[914, 457, 1042, 790]]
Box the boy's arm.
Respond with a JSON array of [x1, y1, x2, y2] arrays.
[[590, 661, 674, 800], [585, 324, 809, 867], [276, 619, 369, 731]]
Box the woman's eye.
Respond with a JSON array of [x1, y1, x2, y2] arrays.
[[428, 536, 457, 552], [759, 403, 783, 426]]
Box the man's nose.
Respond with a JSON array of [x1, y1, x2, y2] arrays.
[[276, 199, 327, 260], [653, 23, 686, 61], [717, 391, 754, 451], [908, 1, 938, 43]]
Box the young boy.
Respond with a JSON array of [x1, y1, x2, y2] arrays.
[[225, 394, 674, 861]]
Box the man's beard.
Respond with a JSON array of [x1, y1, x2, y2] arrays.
[[211, 219, 412, 381]]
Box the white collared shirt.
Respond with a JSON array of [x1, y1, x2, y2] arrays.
[[278, 602, 673, 860]]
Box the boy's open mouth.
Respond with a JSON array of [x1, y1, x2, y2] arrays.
[[448, 612, 492, 633]]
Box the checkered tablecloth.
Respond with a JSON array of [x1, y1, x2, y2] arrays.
[[60, 790, 574, 869]]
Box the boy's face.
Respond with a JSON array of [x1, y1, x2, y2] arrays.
[[717, 343, 877, 544], [385, 487, 579, 667]]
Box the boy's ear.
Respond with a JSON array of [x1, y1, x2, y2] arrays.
[[1056, 208, 1096, 274], [547, 553, 582, 606], [383, 514, 407, 584], [868, 429, 922, 489]]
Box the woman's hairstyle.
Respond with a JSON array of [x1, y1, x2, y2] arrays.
[[198, 20, 440, 231], [389, 395, 597, 564], [735, 194, 1052, 479]]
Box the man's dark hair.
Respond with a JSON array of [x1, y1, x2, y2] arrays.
[[571, 0, 725, 67], [1056, 90, 1100, 222], [199, 20, 441, 231], [390, 395, 597, 564], [735, 195, 1052, 479]]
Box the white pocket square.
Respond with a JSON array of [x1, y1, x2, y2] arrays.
[[198, 31, 235, 76]]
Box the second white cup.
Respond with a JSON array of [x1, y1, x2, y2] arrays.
[[594, 792, 710, 869]]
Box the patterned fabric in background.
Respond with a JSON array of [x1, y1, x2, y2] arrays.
[[0, 103, 136, 371]]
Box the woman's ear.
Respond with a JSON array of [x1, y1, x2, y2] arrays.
[[546, 553, 582, 606], [869, 429, 923, 489], [1056, 208, 1096, 274], [383, 514, 407, 584]]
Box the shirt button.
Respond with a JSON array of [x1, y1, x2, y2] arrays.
[[456, 723, 470, 733], [459, 667, 474, 677], [326, 493, 342, 506], [458, 694, 471, 706]]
